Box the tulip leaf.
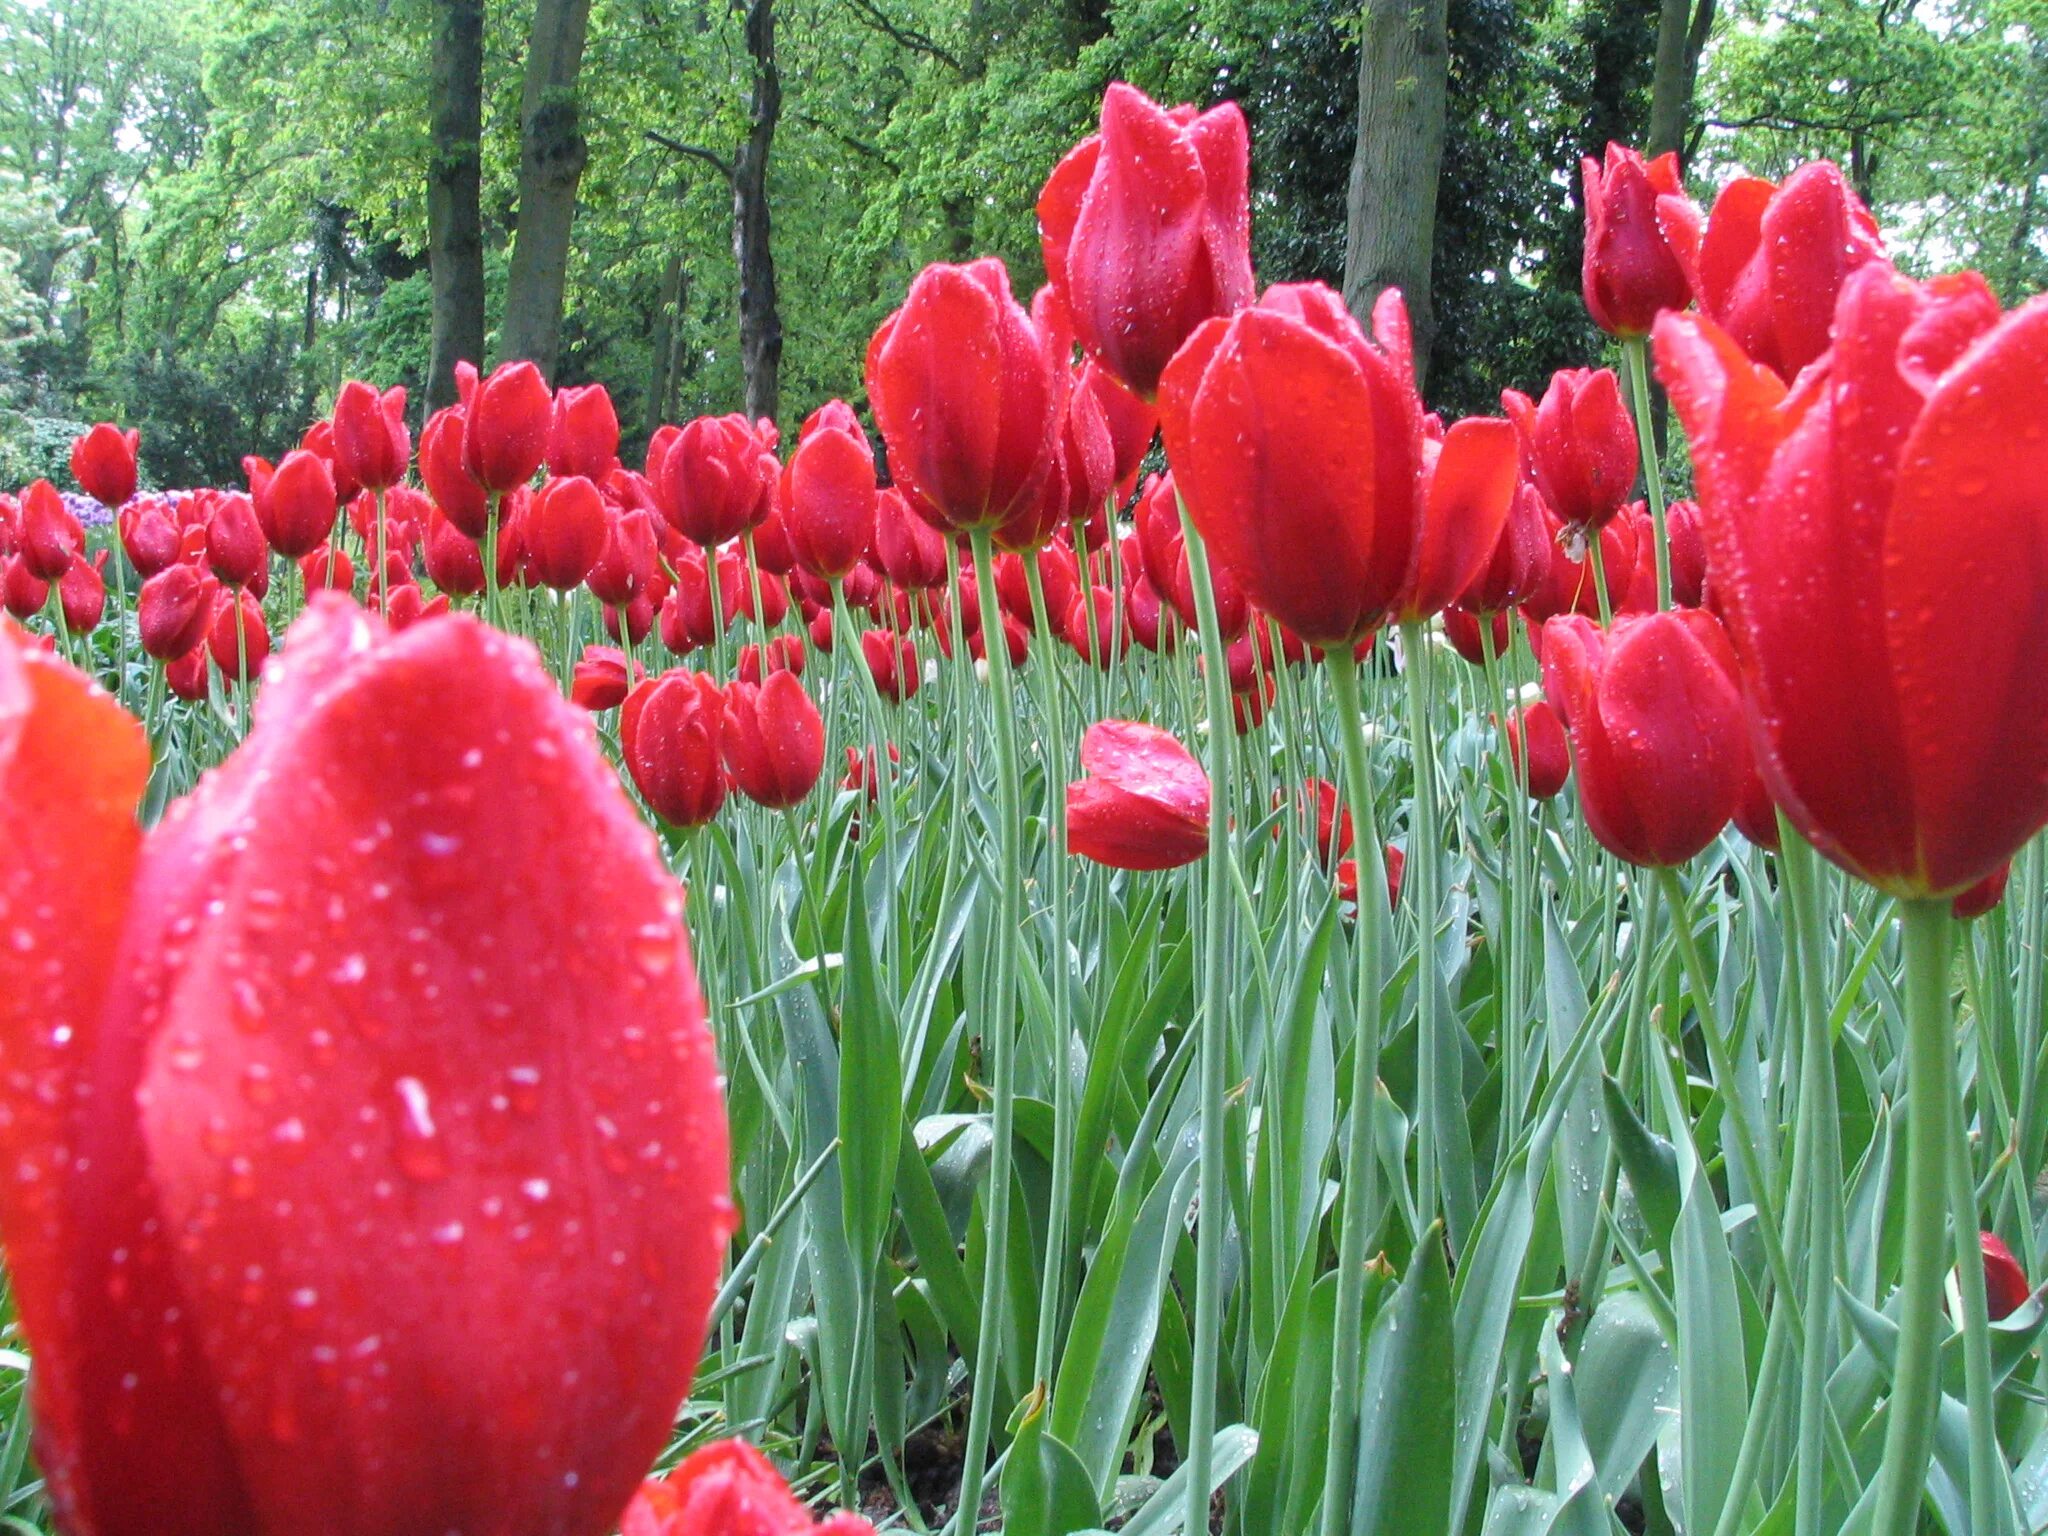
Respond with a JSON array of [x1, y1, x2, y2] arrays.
[[1348, 1220, 1455, 1536]]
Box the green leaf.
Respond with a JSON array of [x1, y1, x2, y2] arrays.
[[1349, 1221, 1455, 1536], [1003, 1385, 1106, 1536]]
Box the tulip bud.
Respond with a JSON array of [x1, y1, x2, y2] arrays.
[[463, 361, 553, 492], [588, 507, 658, 607], [119, 497, 182, 576], [657, 415, 776, 547], [548, 384, 621, 480], [736, 634, 806, 684], [59, 549, 108, 633], [205, 492, 268, 589], [861, 629, 920, 701], [421, 405, 491, 537], [781, 407, 877, 581], [571, 645, 643, 711], [255, 448, 340, 559], [138, 564, 218, 660], [1581, 143, 1699, 337], [622, 670, 728, 827], [1504, 701, 1571, 800], [207, 586, 271, 685], [721, 671, 827, 809], [299, 543, 356, 598], [526, 475, 609, 592], [621, 1438, 877, 1536], [332, 380, 411, 491], [1981, 1233, 2030, 1321], [70, 422, 140, 508], [18, 481, 82, 582], [1502, 369, 1638, 532], [1, 555, 48, 621]]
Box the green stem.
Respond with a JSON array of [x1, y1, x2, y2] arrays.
[[1946, 960, 2010, 1536], [1399, 620, 1443, 1233], [1869, 898, 1956, 1536], [1621, 335, 1672, 612]]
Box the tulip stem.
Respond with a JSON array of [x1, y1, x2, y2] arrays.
[[1868, 897, 1954, 1536], [1621, 336, 1672, 611], [1175, 497, 1237, 1536], [951, 527, 1021, 1536], [1399, 620, 1444, 1238], [1319, 647, 1390, 1536]]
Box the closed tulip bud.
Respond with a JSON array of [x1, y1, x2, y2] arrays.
[[333, 380, 410, 491], [1125, 572, 1173, 652], [866, 258, 1064, 534], [1458, 478, 1551, 616], [165, 641, 211, 699], [1076, 359, 1158, 500], [781, 409, 877, 580], [1688, 161, 1885, 383], [462, 360, 552, 492], [737, 634, 806, 684], [571, 645, 644, 711], [995, 546, 1077, 632], [1523, 498, 1640, 623], [548, 383, 621, 480], [1665, 498, 1709, 609], [416, 506, 481, 597], [207, 586, 271, 684], [658, 415, 776, 547], [604, 593, 656, 647], [118, 497, 182, 576], [1542, 610, 1749, 866], [1502, 368, 1638, 532], [526, 476, 608, 591], [138, 563, 218, 659], [1659, 262, 2048, 897], [840, 742, 899, 800], [1281, 777, 1353, 867], [1581, 143, 1700, 338], [1337, 845, 1404, 912], [1037, 83, 1254, 401], [255, 448, 339, 559], [1067, 719, 1209, 869], [1001, 371, 1116, 553], [1980, 1233, 2030, 1320], [299, 543, 357, 597], [1063, 585, 1127, 664], [873, 487, 951, 590], [300, 418, 362, 504], [19, 480, 82, 582], [748, 502, 796, 574], [721, 671, 826, 809], [205, 492, 267, 588], [59, 549, 108, 632], [588, 506, 658, 606], [621, 1438, 877, 1536], [622, 670, 728, 827], [1504, 701, 1571, 800], [861, 628, 920, 701], [1134, 472, 1246, 639], [2, 555, 48, 620], [421, 405, 491, 537], [660, 548, 745, 655], [70, 422, 139, 508]]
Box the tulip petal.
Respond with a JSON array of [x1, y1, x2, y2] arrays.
[[1404, 416, 1519, 620]]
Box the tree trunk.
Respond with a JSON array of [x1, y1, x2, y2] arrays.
[[500, 0, 596, 383], [1647, 0, 1715, 163], [1343, 0, 1450, 385], [733, 0, 782, 424], [644, 249, 686, 440], [426, 0, 486, 413]]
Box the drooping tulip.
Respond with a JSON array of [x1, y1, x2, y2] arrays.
[[206, 586, 270, 685], [1580, 143, 1699, 338], [1541, 609, 1750, 867], [1066, 719, 1210, 870], [622, 669, 728, 827], [0, 602, 732, 1536], [70, 423, 139, 509], [621, 1439, 876, 1536], [1502, 369, 1638, 532], [19, 480, 82, 582], [1037, 82, 1255, 400], [860, 629, 920, 702], [548, 384, 622, 481], [252, 448, 339, 560], [657, 415, 776, 549], [526, 475, 609, 592], [1687, 161, 1885, 383], [1504, 700, 1571, 800], [865, 258, 1064, 535], [332, 381, 411, 492], [721, 671, 827, 809], [462, 360, 552, 493], [137, 564, 217, 660], [780, 406, 877, 580], [1657, 262, 2048, 897]]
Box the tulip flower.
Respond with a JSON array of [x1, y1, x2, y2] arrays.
[[623, 669, 729, 827], [621, 1438, 875, 1536], [19, 480, 83, 582], [1337, 844, 1404, 912], [1134, 472, 1246, 640], [609, 593, 658, 648], [1, 556, 46, 621], [59, 549, 108, 633], [1981, 1234, 2030, 1321], [840, 742, 899, 800], [1502, 368, 1638, 532], [861, 628, 920, 702], [526, 475, 609, 592], [571, 644, 644, 711], [204, 492, 267, 589], [462, 360, 553, 493], [1002, 371, 1116, 553], [1580, 143, 1699, 338], [206, 586, 271, 685], [1687, 161, 1885, 383], [549, 383, 622, 480], [70, 423, 139, 508], [1062, 584, 1128, 663], [1076, 359, 1158, 501], [1037, 82, 1255, 400], [1457, 478, 1550, 618], [0, 603, 732, 1536], [333, 380, 411, 492], [119, 498, 181, 577], [1160, 284, 1507, 647], [722, 671, 827, 809], [1541, 609, 1750, 867], [588, 506, 659, 607], [375, 582, 449, 632], [660, 549, 747, 655], [1441, 607, 1511, 667], [780, 405, 877, 580], [737, 634, 806, 684], [1657, 262, 2048, 897], [1066, 719, 1210, 870], [866, 258, 1064, 535], [1665, 498, 1709, 609], [165, 643, 210, 700], [658, 415, 776, 548], [1504, 700, 1570, 800], [252, 448, 340, 559], [421, 405, 491, 538], [873, 487, 951, 590], [137, 564, 218, 660], [1125, 572, 1174, 652]]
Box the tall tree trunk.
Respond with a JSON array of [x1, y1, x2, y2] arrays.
[[426, 0, 486, 413], [1343, 0, 1450, 384], [1647, 0, 1715, 163], [500, 0, 596, 382], [645, 249, 686, 441], [733, 0, 782, 424]]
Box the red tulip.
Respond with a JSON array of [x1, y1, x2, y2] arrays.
[[254, 448, 340, 559], [1687, 162, 1885, 383], [1981, 1233, 2030, 1320], [737, 635, 806, 684], [1580, 143, 1699, 338], [421, 405, 491, 538], [0, 602, 731, 1536], [658, 415, 776, 548], [1337, 845, 1404, 912], [206, 586, 271, 684], [606, 592, 656, 648], [59, 549, 108, 632], [1126, 572, 1173, 652], [2, 556, 48, 621], [1657, 262, 2048, 897], [1502, 368, 1637, 531], [19, 480, 82, 582], [421, 507, 485, 596], [1954, 864, 2012, 922], [588, 507, 658, 606], [660, 549, 746, 655], [205, 492, 267, 588], [375, 582, 449, 632], [118, 497, 181, 577], [840, 742, 900, 800], [1541, 609, 1750, 867], [165, 643, 210, 699], [1666, 498, 1709, 609], [622, 669, 728, 827], [1063, 584, 1128, 663], [1002, 368, 1116, 553], [548, 384, 621, 480], [722, 671, 826, 809], [621, 1439, 876, 1536], [866, 258, 1064, 535], [1077, 359, 1158, 501], [571, 645, 644, 711], [1037, 82, 1254, 400], [1286, 777, 1354, 867], [1161, 284, 1496, 647], [138, 564, 218, 660], [1134, 472, 1246, 640], [1734, 757, 1783, 852], [861, 629, 920, 702], [526, 476, 609, 592], [873, 487, 951, 590], [300, 419, 363, 505], [1389, 418, 1522, 623], [333, 380, 410, 492], [1523, 498, 1640, 623], [1441, 607, 1511, 667], [780, 414, 876, 580], [1504, 701, 1571, 800], [462, 360, 552, 492], [1066, 719, 1210, 870], [1230, 670, 1274, 733], [70, 423, 139, 508], [1458, 479, 1550, 617]]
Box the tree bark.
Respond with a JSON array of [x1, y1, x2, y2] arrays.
[[500, 0, 596, 383], [644, 249, 686, 440], [733, 0, 782, 424], [1343, 0, 1450, 385], [426, 0, 486, 413], [1647, 0, 1715, 163]]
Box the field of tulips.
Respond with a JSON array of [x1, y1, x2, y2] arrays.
[[4, 80, 2048, 1536]]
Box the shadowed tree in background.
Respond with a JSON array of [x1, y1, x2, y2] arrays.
[[501, 0, 595, 382], [426, 0, 485, 412]]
